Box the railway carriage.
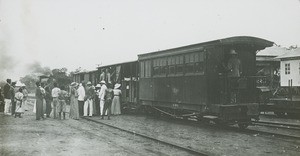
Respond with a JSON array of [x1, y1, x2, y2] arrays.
[[96, 61, 139, 111], [72, 70, 98, 85], [71, 36, 274, 128], [138, 36, 273, 128]]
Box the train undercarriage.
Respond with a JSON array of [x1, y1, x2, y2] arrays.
[[136, 102, 259, 129]]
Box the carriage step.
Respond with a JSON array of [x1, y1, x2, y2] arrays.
[[203, 115, 218, 119]]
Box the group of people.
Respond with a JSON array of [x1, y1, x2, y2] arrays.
[[2, 79, 28, 118], [76, 80, 122, 120], [34, 80, 122, 120], [1, 77, 122, 121]]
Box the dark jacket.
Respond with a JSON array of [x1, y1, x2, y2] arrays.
[[3, 83, 11, 99], [105, 88, 114, 101]]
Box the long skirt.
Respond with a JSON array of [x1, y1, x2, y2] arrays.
[[111, 96, 121, 115], [36, 98, 44, 120], [69, 95, 79, 120]]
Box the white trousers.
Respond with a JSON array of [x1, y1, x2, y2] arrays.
[[84, 99, 93, 116], [100, 100, 105, 115], [4, 99, 11, 115]]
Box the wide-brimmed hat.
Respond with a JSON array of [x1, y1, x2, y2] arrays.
[[70, 82, 78, 86], [229, 49, 237, 55], [96, 84, 101, 88], [114, 83, 121, 89], [100, 80, 106, 84], [87, 81, 92, 85], [15, 81, 23, 87]]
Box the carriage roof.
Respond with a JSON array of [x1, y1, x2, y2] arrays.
[[138, 36, 274, 60], [96, 60, 138, 69]]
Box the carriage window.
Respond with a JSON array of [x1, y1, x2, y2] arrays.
[[169, 66, 175, 74], [153, 59, 159, 76], [185, 63, 194, 73], [160, 58, 167, 75], [199, 52, 204, 62], [176, 55, 184, 74], [184, 52, 205, 74], [177, 65, 184, 73], [195, 52, 205, 73], [168, 56, 176, 75], [153, 66, 160, 75], [144, 60, 151, 77], [195, 53, 199, 62], [285, 63, 290, 75], [140, 62, 145, 78], [195, 62, 204, 73], [153, 58, 167, 76]]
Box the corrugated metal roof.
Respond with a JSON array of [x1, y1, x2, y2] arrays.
[[256, 46, 289, 57], [276, 48, 300, 59]]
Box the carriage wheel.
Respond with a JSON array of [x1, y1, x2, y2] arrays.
[[275, 111, 285, 117]]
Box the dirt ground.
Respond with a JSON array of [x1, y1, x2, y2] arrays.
[[89, 114, 300, 156], [0, 101, 191, 156], [1, 99, 300, 156]]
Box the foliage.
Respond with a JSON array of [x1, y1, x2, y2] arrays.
[[51, 68, 72, 88]]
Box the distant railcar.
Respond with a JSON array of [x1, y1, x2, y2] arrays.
[[72, 70, 98, 85], [138, 36, 273, 128], [96, 61, 139, 110]]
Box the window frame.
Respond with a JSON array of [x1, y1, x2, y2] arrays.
[[285, 63, 290, 75]]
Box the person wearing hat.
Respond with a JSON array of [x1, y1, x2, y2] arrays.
[[14, 87, 24, 118], [3, 79, 12, 115], [69, 82, 79, 120], [227, 49, 242, 103], [10, 81, 16, 116], [0, 87, 4, 112], [98, 80, 107, 116], [35, 81, 45, 120], [102, 83, 113, 120], [44, 81, 52, 118], [227, 49, 242, 77], [94, 84, 101, 116], [77, 83, 85, 117], [111, 83, 122, 115], [83, 81, 94, 117], [51, 82, 61, 119], [57, 85, 68, 119], [21, 84, 29, 111]]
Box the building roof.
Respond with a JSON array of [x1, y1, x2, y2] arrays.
[[256, 46, 288, 57], [276, 48, 300, 60]]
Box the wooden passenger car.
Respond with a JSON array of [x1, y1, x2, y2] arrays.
[[97, 61, 139, 110], [138, 36, 274, 128], [72, 70, 98, 85]]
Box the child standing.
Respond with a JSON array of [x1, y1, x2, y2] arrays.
[[58, 86, 68, 120]]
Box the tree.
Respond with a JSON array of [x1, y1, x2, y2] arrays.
[[51, 68, 72, 87]]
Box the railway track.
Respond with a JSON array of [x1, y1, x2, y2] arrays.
[[252, 120, 300, 131], [156, 115, 300, 140], [82, 117, 209, 156]]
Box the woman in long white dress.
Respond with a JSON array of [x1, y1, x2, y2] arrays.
[[111, 83, 121, 115], [69, 82, 79, 120], [15, 88, 24, 118]]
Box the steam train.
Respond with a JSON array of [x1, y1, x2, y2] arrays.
[[72, 36, 274, 128]]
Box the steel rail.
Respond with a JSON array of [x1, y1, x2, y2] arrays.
[[253, 121, 300, 128], [252, 121, 300, 131], [82, 117, 209, 156], [240, 128, 300, 140]]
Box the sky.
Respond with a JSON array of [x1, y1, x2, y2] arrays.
[[1, 0, 300, 81]]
